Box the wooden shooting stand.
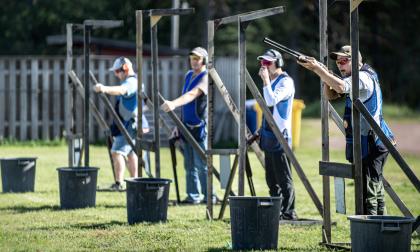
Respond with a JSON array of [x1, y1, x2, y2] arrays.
[[315, 0, 420, 249], [65, 21, 122, 171], [206, 6, 327, 224]]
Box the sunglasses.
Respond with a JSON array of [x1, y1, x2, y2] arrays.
[[189, 55, 202, 61], [336, 57, 350, 65], [260, 60, 273, 66]]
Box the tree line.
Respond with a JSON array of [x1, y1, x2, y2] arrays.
[[1, 0, 418, 109]]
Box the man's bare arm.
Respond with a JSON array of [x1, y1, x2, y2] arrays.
[[161, 87, 203, 112]]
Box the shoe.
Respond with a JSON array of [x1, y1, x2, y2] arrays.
[[201, 195, 219, 204], [280, 212, 298, 221], [109, 183, 125, 192], [180, 198, 201, 205]]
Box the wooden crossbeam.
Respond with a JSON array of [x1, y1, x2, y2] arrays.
[[213, 6, 284, 27], [319, 161, 354, 179]]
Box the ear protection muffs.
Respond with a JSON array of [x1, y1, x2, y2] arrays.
[[267, 49, 284, 68], [119, 57, 129, 73], [202, 53, 208, 65]]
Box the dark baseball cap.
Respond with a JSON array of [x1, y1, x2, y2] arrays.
[[257, 49, 281, 62], [329, 45, 362, 61]]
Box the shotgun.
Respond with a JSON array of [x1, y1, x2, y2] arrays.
[[263, 37, 342, 79]]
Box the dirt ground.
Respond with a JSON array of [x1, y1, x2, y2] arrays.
[[328, 121, 420, 155]]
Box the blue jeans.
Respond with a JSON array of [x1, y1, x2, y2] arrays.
[[111, 126, 136, 157], [183, 139, 207, 202]]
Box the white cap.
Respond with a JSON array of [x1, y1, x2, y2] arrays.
[[190, 47, 208, 58], [109, 57, 132, 71]]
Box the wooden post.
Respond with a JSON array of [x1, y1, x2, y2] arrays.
[[238, 19, 248, 196], [136, 10, 144, 177], [206, 19, 215, 219], [64, 24, 75, 167], [83, 24, 92, 167], [319, 0, 331, 243], [150, 14, 161, 178], [350, 6, 364, 215]]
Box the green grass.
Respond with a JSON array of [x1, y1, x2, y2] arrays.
[[0, 119, 419, 251]]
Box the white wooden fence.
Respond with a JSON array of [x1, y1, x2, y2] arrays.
[[0, 56, 239, 142]]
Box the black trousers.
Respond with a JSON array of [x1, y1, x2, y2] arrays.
[[264, 150, 296, 217]]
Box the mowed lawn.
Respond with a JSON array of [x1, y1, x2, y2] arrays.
[[0, 119, 419, 251]]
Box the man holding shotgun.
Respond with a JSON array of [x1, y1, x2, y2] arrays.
[[296, 45, 395, 215], [94, 57, 150, 191]]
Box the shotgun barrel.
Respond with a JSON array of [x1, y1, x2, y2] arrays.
[[263, 37, 342, 80]]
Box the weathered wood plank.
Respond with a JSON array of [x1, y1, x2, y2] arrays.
[[53, 60, 60, 138], [42, 59, 50, 140], [320, 0, 331, 242], [20, 59, 28, 140], [75, 57, 83, 134], [31, 59, 39, 140], [319, 161, 354, 179], [0, 60, 5, 139], [351, 7, 364, 215], [9, 59, 17, 138]]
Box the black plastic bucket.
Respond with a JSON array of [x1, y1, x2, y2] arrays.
[[229, 196, 281, 250], [57, 167, 99, 209], [1, 158, 37, 193], [348, 215, 415, 252], [125, 177, 172, 224]]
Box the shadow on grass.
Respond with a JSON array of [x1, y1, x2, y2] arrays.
[[69, 221, 126, 229], [207, 247, 348, 252], [0, 204, 126, 213], [0, 205, 61, 213], [96, 204, 126, 209], [28, 220, 127, 231], [207, 247, 334, 252]]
